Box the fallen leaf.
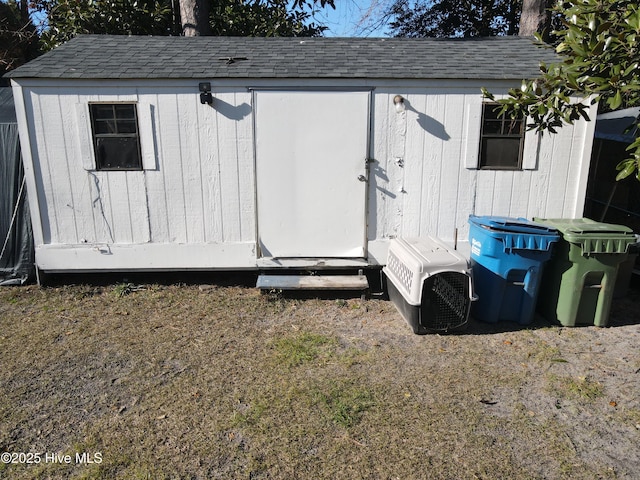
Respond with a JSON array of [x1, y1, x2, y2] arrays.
[[609, 401, 617, 407], [503, 340, 512, 345]]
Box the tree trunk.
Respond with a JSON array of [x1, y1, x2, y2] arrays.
[[519, 0, 552, 39], [19, 0, 28, 20], [179, 0, 211, 36]]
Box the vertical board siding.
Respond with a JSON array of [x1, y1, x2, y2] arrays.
[[154, 90, 189, 243], [236, 93, 255, 242], [178, 93, 206, 243], [419, 92, 445, 236], [508, 170, 533, 217], [400, 93, 426, 236], [435, 93, 466, 239], [31, 92, 62, 243], [215, 91, 244, 242], [370, 91, 400, 240], [455, 98, 480, 240], [371, 87, 594, 243], [25, 85, 255, 248], [22, 79, 593, 267], [562, 128, 589, 217]]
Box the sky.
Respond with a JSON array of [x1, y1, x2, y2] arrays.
[[306, 0, 393, 37], [6, 0, 395, 38]]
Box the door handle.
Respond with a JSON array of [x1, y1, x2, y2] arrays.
[[357, 175, 367, 182]]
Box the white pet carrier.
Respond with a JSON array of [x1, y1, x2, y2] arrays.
[[383, 237, 475, 334]]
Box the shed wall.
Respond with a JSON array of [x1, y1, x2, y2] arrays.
[[21, 85, 254, 245], [12, 79, 596, 271], [368, 86, 595, 261]]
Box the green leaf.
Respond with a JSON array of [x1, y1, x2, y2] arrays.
[[615, 159, 637, 180], [592, 40, 605, 55], [608, 90, 623, 110], [481, 87, 495, 100], [625, 9, 640, 31], [537, 104, 548, 116], [597, 21, 613, 34], [624, 63, 638, 77]]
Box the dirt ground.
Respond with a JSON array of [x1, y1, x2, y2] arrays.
[[0, 273, 639, 479]]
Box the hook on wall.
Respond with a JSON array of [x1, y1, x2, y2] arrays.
[[393, 95, 405, 113]]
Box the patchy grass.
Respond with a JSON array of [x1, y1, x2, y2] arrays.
[[548, 374, 605, 402], [112, 282, 145, 298], [0, 282, 639, 479], [271, 332, 337, 368], [311, 379, 376, 429]]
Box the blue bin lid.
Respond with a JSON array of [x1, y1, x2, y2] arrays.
[[469, 215, 559, 235], [469, 215, 560, 252]]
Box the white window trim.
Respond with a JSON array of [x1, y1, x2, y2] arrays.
[[464, 99, 539, 170], [75, 102, 157, 171]]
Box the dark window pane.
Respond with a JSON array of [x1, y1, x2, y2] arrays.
[[482, 105, 503, 120], [480, 138, 522, 169], [94, 120, 117, 134], [92, 104, 114, 120], [117, 120, 138, 134], [95, 137, 141, 170], [115, 104, 136, 120], [482, 120, 503, 135], [504, 119, 524, 135]]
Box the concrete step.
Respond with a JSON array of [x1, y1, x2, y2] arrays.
[[256, 274, 369, 291]]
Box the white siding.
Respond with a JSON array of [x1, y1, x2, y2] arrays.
[[370, 86, 594, 244], [20, 84, 255, 257], [13, 78, 595, 270]]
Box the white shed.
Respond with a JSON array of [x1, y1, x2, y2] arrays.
[[6, 35, 597, 277]]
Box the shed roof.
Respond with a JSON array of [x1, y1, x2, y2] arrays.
[[6, 35, 558, 81]]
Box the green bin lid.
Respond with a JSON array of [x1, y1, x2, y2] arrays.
[[533, 218, 636, 255]]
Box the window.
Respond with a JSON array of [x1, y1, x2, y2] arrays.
[[89, 103, 142, 170], [479, 103, 525, 170]]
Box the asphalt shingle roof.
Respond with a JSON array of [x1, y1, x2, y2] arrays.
[[6, 35, 559, 81]]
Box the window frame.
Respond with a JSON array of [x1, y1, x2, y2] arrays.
[[478, 102, 525, 171], [89, 102, 143, 171]]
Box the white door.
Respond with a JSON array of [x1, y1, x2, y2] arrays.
[[254, 90, 370, 258]]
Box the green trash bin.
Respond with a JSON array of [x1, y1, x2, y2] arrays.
[[533, 218, 636, 327]]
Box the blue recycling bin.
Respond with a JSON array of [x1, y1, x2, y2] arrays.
[[468, 216, 560, 325]]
